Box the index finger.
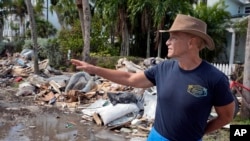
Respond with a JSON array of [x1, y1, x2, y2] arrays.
[[70, 59, 82, 65]]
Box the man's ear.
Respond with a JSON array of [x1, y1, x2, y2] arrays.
[[188, 37, 194, 47]]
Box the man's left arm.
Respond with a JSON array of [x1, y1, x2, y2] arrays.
[[204, 101, 235, 134]]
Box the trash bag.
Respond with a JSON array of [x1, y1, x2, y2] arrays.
[[107, 92, 138, 105], [142, 89, 157, 120], [65, 71, 91, 93], [20, 48, 34, 60], [15, 82, 36, 96], [79, 77, 97, 93]]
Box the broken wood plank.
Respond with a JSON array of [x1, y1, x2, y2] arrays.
[[49, 80, 62, 94], [93, 112, 102, 126]]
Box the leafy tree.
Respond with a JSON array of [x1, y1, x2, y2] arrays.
[[0, 0, 12, 41], [191, 0, 231, 62], [152, 0, 193, 58], [46, 38, 64, 68], [25, 17, 57, 38], [57, 20, 83, 58], [233, 18, 248, 35], [47, 0, 232, 63], [96, 0, 131, 56], [127, 0, 193, 58], [12, 0, 27, 39], [91, 13, 119, 56], [50, 0, 79, 29], [127, 0, 153, 57], [23, 38, 63, 68]]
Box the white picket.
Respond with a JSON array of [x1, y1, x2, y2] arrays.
[[211, 63, 236, 77]]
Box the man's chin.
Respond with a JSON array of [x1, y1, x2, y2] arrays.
[[167, 54, 172, 58]]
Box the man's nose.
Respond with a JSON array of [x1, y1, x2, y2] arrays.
[[166, 39, 170, 46]]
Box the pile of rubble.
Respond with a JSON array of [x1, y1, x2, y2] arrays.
[[0, 51, 165, 139]]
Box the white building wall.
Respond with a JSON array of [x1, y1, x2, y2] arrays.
[[207, 0, 250, 15], [226, 0, 242, 16], [3, 15, 20, 41], [234, 34, 246, 63], [206, 0, 248, 64], [42, 0, 60, 29], [207, 0, 219, 6], [2, 0, 60, 41]]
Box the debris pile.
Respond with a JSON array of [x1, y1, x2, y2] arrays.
[[0, 52, 165, 139]]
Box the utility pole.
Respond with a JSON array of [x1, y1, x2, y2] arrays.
[[47, 0, 49, 21], [241, 16, 250, 118]]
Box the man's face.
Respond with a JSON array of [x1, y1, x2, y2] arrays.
[[166, 32, 193, 58]]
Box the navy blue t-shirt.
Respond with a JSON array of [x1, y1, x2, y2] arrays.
[[144, 59, 234, 141]]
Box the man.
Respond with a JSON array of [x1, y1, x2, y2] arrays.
[[71, 14, 235, 141]]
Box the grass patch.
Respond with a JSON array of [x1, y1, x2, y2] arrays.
[[203, 129, 230, 141], [203, 115, 250, 141], [231, 115, 250, 125]]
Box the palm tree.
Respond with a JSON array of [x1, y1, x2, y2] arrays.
[[25, 0, 76, 36], [12, 0, 27, 39], [96, 0, 130, 56], [192, 1, 231, 62], [95, 0, 118, 49], [0, 0, 12, 41], [50, 0, 78, 29], [152, 0, 193, 57], [25, 0, 39, 74], [128, 0, 153, 58], [128, 0, 193, 58]]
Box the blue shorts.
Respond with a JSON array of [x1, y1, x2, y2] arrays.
[[147, 127, 202, 141]]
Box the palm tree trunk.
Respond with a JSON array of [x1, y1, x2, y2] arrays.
[[54, 10, 66, 29], [110, 23, 115, 45], [119, 8, 129, 56], [81, 0, 91, 61], [155, 18, 166, 58], [240, 16, 250, 118], [157, 32, 162, 58], [0, 26, 3, 41], [25, 0, 39, 74], [76, 0, 85, 60], [146, 28, 150, 58], [145, 9, 151, 58]]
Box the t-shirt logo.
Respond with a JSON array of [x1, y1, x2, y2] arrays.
[[187, 85, 207, 97]]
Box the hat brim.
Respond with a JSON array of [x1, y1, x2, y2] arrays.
[[159, 29, 215, 50]]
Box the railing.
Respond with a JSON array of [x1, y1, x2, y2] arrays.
[[211, 63, 236, 76]]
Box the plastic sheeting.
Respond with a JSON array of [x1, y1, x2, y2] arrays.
[[142, 88, 157, 120], [98, 103, 139, 125], [81, 99, 140, 126]]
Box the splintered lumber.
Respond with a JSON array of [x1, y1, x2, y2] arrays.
[[93, 112, 102, 126], [137, 125, 151, 131], [49, 80, 62, 94]]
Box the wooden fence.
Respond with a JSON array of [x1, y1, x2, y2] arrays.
[[211, 63, 236, 77]]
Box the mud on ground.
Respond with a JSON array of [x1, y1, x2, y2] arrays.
[[0, 85, 230, 141], [0, 86, 134, 141]]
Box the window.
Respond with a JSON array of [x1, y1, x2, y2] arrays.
[[245, 6, 250, 13]]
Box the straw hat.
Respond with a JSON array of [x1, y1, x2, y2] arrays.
[[160, 14, 215, 50]]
